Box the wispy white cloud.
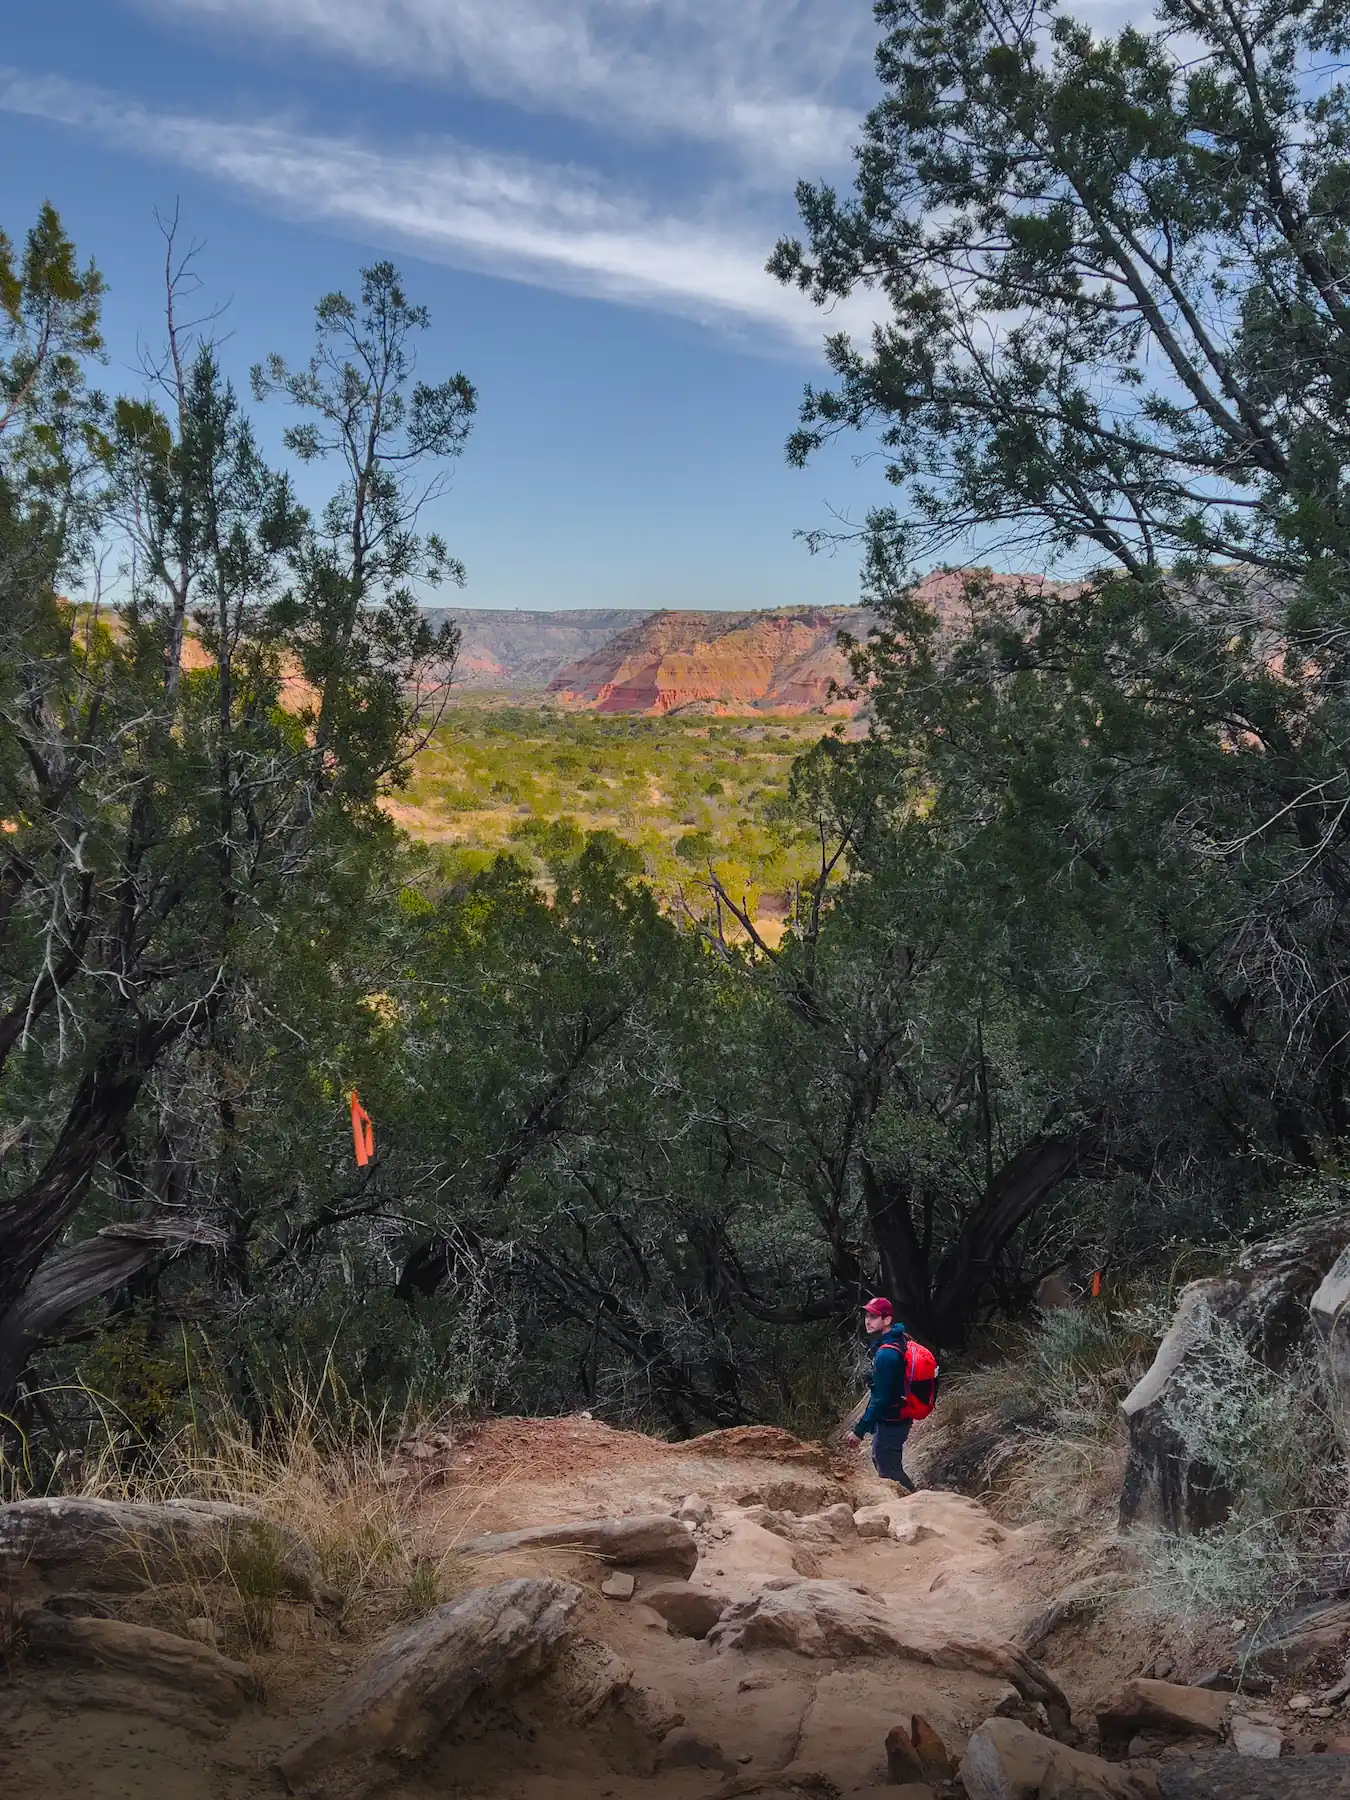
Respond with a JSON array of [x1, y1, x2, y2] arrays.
[[0, 70, 875, 346], [134, 0, 872, 171]]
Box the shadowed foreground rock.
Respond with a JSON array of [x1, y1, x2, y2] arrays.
[[708, 1578, 1071, 1736], [276, 1577, 580, 1799], [23, 1610, 254, 1723], [0, 1495, 333, 1605], [457, 1513, 698, 1576], [1158, 1755, 1350, 1797]]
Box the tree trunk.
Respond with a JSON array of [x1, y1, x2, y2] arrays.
[[928, 1130, 1100, 1344], [0, 1217, 224, 1400], [861, 1130, 1100, 1347], [0, 1018, 182, 1327]]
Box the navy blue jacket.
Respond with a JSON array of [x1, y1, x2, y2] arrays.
[[856, 1326, 909, 1437]]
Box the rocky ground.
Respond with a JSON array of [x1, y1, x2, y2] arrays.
[[3, 1416, 1350, 1799]]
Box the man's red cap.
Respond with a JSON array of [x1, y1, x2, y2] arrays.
[[863, 1297, 893, 1318]]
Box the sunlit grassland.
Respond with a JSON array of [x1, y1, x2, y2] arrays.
[[392, 694, 839, 934]]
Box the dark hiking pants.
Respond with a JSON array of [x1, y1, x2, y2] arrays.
[[872, 1419, 914, 1490]]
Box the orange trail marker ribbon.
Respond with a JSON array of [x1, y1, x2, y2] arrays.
[[1091, 1270, 1102, 1299], [350, 1090, 374, 1167]]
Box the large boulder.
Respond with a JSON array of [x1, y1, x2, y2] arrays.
[[0, 1496, 333, 1605], [456, 1513, 697, 1577], [960, 1719, 1157, 1800], [276, 1577, 579, 1799], [708, 1577, 1070, 1735], [1120, 1218, 1350, 1532]]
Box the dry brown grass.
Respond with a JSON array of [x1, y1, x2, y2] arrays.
[[11, 1374, 504, 1650]]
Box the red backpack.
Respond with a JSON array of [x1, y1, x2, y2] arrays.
[[900, 1339, 940, 1421]]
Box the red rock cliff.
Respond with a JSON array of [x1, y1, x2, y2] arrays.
[[547, 607, 873, 714]]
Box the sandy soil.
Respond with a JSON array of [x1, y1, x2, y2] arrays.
[[0, 1417, 1128, 1800]]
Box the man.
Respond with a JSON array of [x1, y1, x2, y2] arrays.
[[844, 1296, 916, 1492]]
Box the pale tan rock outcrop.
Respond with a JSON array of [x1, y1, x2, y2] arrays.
[[275, 1577, 580, 1798], [456, 1513, 697, 1577]]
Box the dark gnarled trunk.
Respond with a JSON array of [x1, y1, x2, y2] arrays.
[[0, 1018, 183, 1402], [862, 1129, 1100, 1347]]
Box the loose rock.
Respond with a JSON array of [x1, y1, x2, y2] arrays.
[[911, 1715, 955, 1780], [677, 1494, 713, 1526], [641, 1581, 729, 1640], [1229, 1716, 1284, 1758], [854, 1508, 891, 1541], [885, 1725, 926, 1784], [600, 1571, 636, 1601]]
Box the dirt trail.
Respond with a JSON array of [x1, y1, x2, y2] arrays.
[[2, 1417, 1084, 1800]]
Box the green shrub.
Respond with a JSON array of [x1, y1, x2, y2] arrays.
[[676, 830, 716, 863], [1131, 1306, 1347, 1625]]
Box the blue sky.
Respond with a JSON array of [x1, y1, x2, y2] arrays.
[[0, 0, 909, 612]]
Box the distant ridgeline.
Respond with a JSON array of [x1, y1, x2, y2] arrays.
[[429, 573, 1065, 715]]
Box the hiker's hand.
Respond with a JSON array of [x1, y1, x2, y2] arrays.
[[844, 1432, 861, 1449]]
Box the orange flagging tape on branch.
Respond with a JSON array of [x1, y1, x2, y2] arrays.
[[350, 1090, 374, 1167], [1091, 1269, 1102, 1298]]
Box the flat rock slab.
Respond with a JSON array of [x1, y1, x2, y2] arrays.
[[0, 1496, 331, 1604], [276, 1576, 580, 1800], [1159, 1755, 1350, 1797], [457, 1514, 697, 1577], [708, 1578, 1070, 1734]]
